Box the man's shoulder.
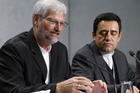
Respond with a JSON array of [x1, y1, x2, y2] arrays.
[[77, 44, 90, 53], [114, 49, 128, 61], [52, 41, 67, 50], [53, 41, 65, 46], [1, 31, 32, 49], [75, 42, 94, 57], [115, 49, 126, 56]]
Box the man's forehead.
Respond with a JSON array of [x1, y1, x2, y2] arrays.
[[45, 9, 65, 16], [98, 21, 119, 29]]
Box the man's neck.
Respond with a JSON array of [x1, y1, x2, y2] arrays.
[[100, 50, 114, 55], [33, 27, 51, 51], [37, 40, 51, 51]]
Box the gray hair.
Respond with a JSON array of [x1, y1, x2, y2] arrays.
[[33, 0, 67, 18]]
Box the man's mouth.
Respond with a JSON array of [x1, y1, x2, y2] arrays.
[[103, 42, 113, 47], [49, 31, 60, 35]]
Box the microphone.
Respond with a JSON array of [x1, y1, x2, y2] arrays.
[[129, 50, 140, 85], [129, 50, 140, 63]]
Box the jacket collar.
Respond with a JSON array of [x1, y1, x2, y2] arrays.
[[89, 41, 122, 83], [27, 28, 47, 81]]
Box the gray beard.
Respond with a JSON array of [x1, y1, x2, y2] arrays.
[[46, 38, 58, 44]]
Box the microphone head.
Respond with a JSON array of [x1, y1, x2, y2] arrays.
[[136, 51, 140, 60], [129, 50, 135, 57]]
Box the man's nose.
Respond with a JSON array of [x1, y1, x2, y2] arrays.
[[105, 32, 111, 41], [54, 23, 61, 32]]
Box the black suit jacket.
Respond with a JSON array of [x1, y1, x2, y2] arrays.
[[72, 41, 134, 93], [0, 28, 71, 93], [135, 51, 140, 89]]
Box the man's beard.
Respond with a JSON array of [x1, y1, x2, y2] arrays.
[[46, 37, 58, 44]]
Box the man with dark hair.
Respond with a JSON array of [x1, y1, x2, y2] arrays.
[[72, 12, 139, 93]]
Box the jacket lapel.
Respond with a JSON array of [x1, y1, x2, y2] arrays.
[[49, 44, 57, 82], [28, 29, 47, 81], [89, 42, 113, 84], [113, 52, 123, 82]]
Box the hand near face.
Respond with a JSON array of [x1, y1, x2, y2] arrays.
[[56, 76, 94, 93], [87, 80, 108, 93]]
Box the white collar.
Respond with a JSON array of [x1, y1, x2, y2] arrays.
[[38, 44, 52, 53], [100, 50, 114, 57], [100, 50, 114, 69]]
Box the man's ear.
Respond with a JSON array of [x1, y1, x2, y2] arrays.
[[119, 32, 122, 38], [92, 32, 96, 40], [33, 14, 39, 26], [118, 32, 122, 41]]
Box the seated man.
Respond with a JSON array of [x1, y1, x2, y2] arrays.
[[72, 12, 139, 93], [0, 0, 107, 93]]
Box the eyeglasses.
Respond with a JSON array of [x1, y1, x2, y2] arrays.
[[45, 18, 68, 27]]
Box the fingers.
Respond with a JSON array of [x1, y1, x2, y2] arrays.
[[77, 79, 93, 87], [83, 85, 93, 93], [133, 86, 139, 93], [56, 76, 94, 93], [93, 80, 107, 88], [92, 80, 108, 93], [73, 77, 96, 93], [102, 82, 108, 93], [72, 77, 94, 87], [56, 77, 108, 93], [126, 86, 140, 93], [93, 80, 104, 86], [76, 83, 93, 93], [73, 77, 94, 92], [73, 76, 92, 83], [74, 78, 108, 93]]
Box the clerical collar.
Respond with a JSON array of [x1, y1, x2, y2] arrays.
[[100, 50, 114, 56], [100, 50, 114, 69]]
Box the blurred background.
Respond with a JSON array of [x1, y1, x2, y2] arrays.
[[0, 0, 140, 71]]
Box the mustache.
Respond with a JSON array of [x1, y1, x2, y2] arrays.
[[48, 30, 60, 35], [103, 41, 113, 45]]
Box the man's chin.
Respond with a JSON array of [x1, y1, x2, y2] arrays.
[[50, 38, 58, 44], [103, 48, 114, 53], [52, 40, 58, 44]]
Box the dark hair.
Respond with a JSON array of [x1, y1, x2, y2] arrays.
[[93, 12, 121, 34]]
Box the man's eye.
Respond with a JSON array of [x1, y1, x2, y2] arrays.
[[50, 20, 56, 23], [60, 22, 65, 26], [47, 18, 56, 23], [99, 30, 107, 36], [111, 31, 117, 36]]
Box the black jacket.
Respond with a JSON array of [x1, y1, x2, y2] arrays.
[[0, 28, 71, 93], [72, 41, 135, 93]]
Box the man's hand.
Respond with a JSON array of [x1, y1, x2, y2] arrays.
[[90, 80, 108, 93], [56, 77, 94, 93], [126, 86, 139, 93]]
